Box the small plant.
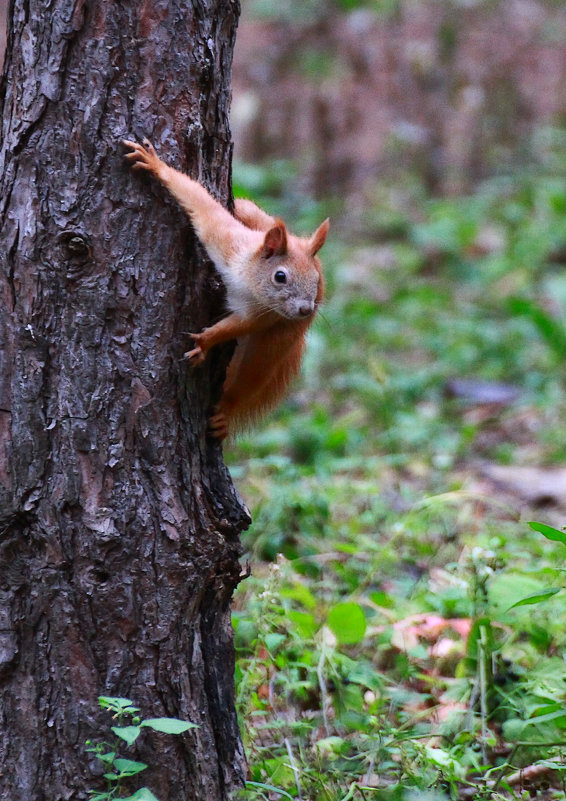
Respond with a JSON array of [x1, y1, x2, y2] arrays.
[[86, 696, 198, 801]]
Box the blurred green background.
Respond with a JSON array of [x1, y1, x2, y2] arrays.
[[229, 2, 566, 799]]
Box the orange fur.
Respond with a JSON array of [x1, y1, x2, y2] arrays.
[[233, 198, 276, 232], [123, 139, 329, 440]]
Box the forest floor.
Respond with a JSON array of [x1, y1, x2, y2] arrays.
[[228, 137, 566, 801]]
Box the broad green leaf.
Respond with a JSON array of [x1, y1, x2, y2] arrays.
[[280, 583, 317, 610], [529, 521, 566, 546], [327, 602, 367, 645], [264, 633, 286, 652], [507, 588, 561, 610], [315, 735, 347, 756], [140, 718, 198, 734], [369, 591, 395, 609], [99, 696, 138, 712], [111, 725, 141, 745], [502, 718, 525, 741], [113, 758, 148, 776], [490, 573, 550, 614], [98, 751, 116, 765], [425, 746, 463, 773], [117, 789, 161, 801], [348, 661, 384, 692], [288, 610, 317, 639]]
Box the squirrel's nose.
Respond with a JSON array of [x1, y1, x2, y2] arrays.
[[297, 301, 315, 317]]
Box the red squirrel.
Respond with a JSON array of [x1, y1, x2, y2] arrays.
[[122, 139, 329, 439]]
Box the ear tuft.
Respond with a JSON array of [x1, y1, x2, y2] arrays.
[[261, 220, 288, 258], [310, 218, 330, 256]]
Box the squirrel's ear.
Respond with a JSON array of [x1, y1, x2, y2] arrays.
[[261, 220, 288, 258], [310, 218, 330, 256]]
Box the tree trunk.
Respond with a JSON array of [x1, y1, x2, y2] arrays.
[[0, 1, 249, 799]]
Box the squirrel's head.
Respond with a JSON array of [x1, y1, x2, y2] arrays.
[[252, 218, 329, 320]]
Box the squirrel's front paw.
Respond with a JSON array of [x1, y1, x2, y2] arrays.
[[122, 138, 160, 173], [184, 346, 206, 367], [184, 333, 207, 366]]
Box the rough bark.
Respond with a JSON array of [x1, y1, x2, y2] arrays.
[[0, 1, 249, 799]]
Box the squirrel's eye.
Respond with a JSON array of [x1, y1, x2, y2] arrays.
[[274, 270, 287, 284]]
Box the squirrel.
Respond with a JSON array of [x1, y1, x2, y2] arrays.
[[122, 139, 329, 440]]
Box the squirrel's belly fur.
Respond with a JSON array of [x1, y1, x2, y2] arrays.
[[220, 321, 308, 429]]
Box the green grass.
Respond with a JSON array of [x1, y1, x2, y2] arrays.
[[229, 133, 566, 800]]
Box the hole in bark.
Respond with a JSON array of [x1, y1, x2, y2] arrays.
[[92, 569, 110, 584], [56, 230, 93, 274]]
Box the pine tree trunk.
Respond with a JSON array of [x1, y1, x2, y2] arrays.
[[0, 1, 249, 798]]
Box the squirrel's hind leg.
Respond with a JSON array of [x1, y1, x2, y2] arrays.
[[208, 411, 229, 440]]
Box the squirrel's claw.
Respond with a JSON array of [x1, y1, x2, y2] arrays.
[[183, 333, 206, 366], [209, 412, 229, 440], [122, 139, 158, 172], [184, 345, 206, 366]]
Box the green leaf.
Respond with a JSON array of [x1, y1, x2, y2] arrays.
[[116, 789, 161, 801], [99, 695, 133, 707], [111, 725, 141, 745], [529, 521, 566, 546], [507, 588, 561, 610], [99, 696, 139, 713], [315, 735, 348, 756], [113, 758, 148, 776], [502, 717, 525, 741], [287, 610, 317, 639], [140, 718, 198, 734], [245, 782, 294, 800], [264, 633, 286, 652], [327, 602, 367, 645], [98, 751, 116, 765], [524, 709, 566, 727], [508, 297, 566, 359], [280, 583, 317, 610], [369, 591, 395, 609]]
